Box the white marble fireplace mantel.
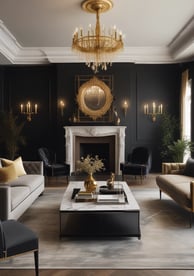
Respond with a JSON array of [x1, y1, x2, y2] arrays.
[[64, 126, 126, 175]]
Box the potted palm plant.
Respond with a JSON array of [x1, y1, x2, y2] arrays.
[[159, 112, 179, 162], [168, 139, 194, 162], [0, 112, 25, 160]]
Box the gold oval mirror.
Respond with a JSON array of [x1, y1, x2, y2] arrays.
[[77, 76, 113, 120]]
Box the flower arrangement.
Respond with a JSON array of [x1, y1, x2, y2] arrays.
[[76, 155, 105, 174]]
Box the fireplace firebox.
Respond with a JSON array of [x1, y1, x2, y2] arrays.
[[64, 126, 126, 175], [75, 136, 115, 173]]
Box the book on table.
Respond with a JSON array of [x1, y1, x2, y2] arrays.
[[97, 193, 126, 204], [75, 191, 94, 202]]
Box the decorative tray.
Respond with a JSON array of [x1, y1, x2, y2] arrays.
[[99, 186, 124, 194], [96, 193, 126, 204]]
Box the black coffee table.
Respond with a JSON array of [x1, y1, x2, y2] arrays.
[[59, 181, 141, 239]]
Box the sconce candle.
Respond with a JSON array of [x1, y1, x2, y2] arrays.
[[35, 104, 38, 114], [59, 100, 65, 116], [152, 102, 156, 114], [158, 104, 163, 114], [122, 100, 129, 117], [144, 104, 149, 114]]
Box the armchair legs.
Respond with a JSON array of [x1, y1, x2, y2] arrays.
[[34, 250, 39, 276]]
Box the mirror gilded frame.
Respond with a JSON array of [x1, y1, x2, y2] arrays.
[[76, 76, 113, 120]]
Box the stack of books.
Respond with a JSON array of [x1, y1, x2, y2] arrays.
[[97, 193, 125, 204], [75, 191, 94, 202]]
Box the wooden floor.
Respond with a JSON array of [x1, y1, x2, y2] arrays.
[[1, 269, 194, 276], [2, 174, 193, 275], [44, 173, 159, 189], [45, 174, 122, 187]]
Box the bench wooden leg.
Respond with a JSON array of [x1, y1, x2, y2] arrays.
[[189, 212, 193, 228], [159, 189, 162, 200]]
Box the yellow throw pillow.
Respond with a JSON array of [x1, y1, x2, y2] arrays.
[[0, 164, 18, 183], [1, 156, 26, 177]]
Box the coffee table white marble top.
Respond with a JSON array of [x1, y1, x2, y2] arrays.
[[60, 181, 140, 212]]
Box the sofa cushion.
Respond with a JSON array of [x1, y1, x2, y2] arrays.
[[11, 186, 30, 210], [1, 156, 26, 177], [7, 174, 44, 192], [183, 158, 194, 177], [0, 164, 18, 183]]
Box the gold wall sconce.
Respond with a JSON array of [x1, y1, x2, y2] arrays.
[[122, 100, 129, 117], [20, 101, 38, 122], [144, 102, 163, 122], [59, 100, 65, 116]]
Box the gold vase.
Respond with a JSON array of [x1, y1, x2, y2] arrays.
[[84, 173, 97, 192]]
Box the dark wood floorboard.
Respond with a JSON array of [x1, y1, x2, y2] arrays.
[[44, 173, 159, 189], [0, 269, 194, 276]]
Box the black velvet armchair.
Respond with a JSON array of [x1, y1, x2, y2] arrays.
[[0, 219, 39, 276], [120, 147, 151, 181], [38, 147, 70, 180]]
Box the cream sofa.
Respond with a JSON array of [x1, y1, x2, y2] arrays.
[[0, 159, 45, 220], [156, 158, 194, 226]]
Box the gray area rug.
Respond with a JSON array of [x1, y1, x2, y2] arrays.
[[1, 187, 194, 269]]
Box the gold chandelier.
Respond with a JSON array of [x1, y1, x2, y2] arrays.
[[72, 0, 124, 73]]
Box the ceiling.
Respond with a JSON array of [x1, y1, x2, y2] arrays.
[[0, 0, 194, 65]]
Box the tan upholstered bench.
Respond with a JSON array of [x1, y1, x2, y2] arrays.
[[156, 158, 194, 227]]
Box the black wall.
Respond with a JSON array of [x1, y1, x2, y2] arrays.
[[0, 62, 189, 171]]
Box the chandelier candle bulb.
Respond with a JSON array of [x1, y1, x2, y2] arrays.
[[80, 28, 83, 36]]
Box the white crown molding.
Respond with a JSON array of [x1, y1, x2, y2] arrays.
[[0, 19, 193, 65], [0, 20, 19, 63], [14, 48, 49, 64], [0, 20, 49, 64], [43, 46, 174, 64], [116, 47, 174, 64], [169, 16, 194, 60]]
